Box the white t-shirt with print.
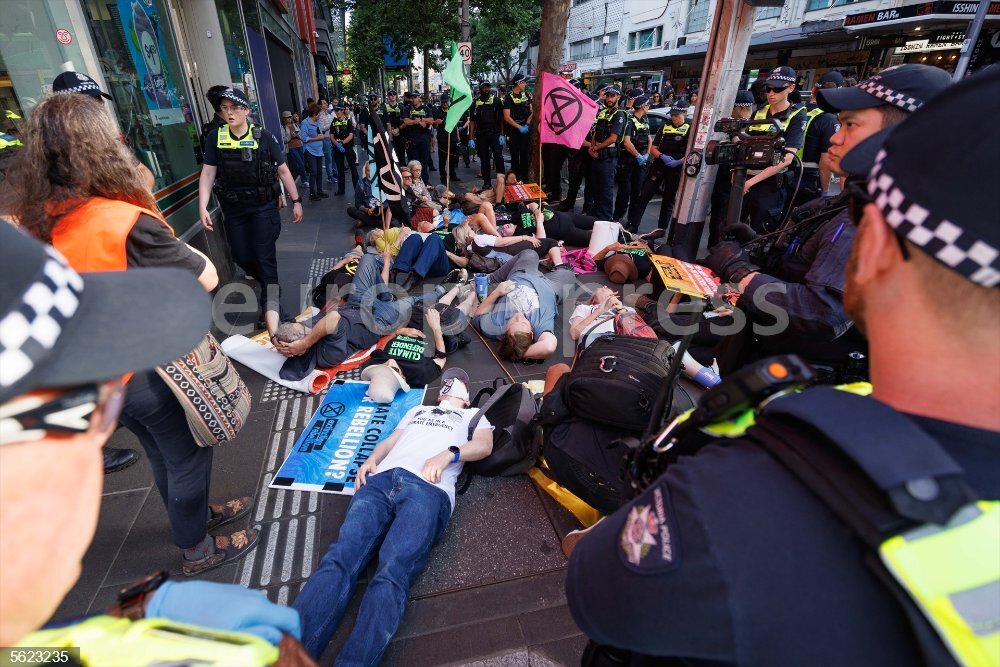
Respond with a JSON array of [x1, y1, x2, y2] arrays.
[[570, 304, 639, 348], [376, 404, 493, 509]]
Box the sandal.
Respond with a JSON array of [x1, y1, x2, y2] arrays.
[[206, 496, 253, 532], [182, 528, 260, 577]]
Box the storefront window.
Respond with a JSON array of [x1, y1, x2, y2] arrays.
[[216, 0, 261, 117], [81, 0, 201, 233]]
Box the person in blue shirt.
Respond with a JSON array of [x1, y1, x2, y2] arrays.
[[300, 103, 328, 201]]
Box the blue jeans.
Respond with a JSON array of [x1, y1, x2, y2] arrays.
[[393, 234, 451, 278], [287, 146, 305, 182], [293, 468, 451, 664], [348, 254, 426, 334], [324, 138, 338, 181]]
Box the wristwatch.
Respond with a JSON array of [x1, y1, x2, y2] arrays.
[[448, 445, 461, 463], [290, 197, 302, 204], [109, 570, 170, 620]]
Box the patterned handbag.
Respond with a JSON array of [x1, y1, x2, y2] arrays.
[[156, 333, 251, 447]]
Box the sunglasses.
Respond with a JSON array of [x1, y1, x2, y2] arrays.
[[765, 85, 789, 93], [0, 377, 126, 446]]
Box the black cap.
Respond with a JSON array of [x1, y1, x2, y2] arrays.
[[387, 89, 397, 95], [368, 92, 380, 100], [632, 95, 650, 108], [817, 71, 845, 88], [669, 106, 687, 116], [604, 85, 622, 96], [479, 81, 491, 88], [817, 64, 952, 114], [765, 66, 797, 86], [333, 104, 346, 111], [734, 90, 754, 107], [512, 73, 527, 85], [52, 71, 112, 100], [0, 223, 209, 405], [568, 78, 582, 88], [863, 66, 1000, 288], [218, 87, 251, 108], [628, 87, 644, 98]]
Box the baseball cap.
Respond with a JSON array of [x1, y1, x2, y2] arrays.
[[0, 223, 209, 405], [361, 363, 410, 404], [512, 73, 527, 84], [817, 71, 845, 88], [281, 110, 293, 118], [734, 90, 754, 107], [604, 254, 638, 284], [52, 71, 112, 100], [817, 64, 952, 114], [632, 95, 650, 108], [604, 86, 622, 96], [438, 367, 471, 404], [765, 66, 797, 87], [863, 66, 1000, 288], [219, 87, 251, 108]]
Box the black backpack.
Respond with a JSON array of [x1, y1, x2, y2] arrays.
[[564, 335, 677, 431], [464, 378, 540, 477]]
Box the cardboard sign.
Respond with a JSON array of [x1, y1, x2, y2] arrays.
[[650, 255, 720, 300], [504, 183, 546, 201]]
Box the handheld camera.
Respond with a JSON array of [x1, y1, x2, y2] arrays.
[[704, 118, 785, 171]]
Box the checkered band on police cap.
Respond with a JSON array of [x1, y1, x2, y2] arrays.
[[867, 148, 1000, 288], [0, 246, 84, 390], [857, 78, 921, 113], [766, 66, 797, 85]]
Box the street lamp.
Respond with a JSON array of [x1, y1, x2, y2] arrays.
[[600, 2, 609, 75]]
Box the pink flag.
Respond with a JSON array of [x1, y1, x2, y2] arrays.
[[539, 72, 599, 149]]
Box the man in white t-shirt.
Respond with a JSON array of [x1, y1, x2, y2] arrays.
[[569, 286, 650, 349], [293, 368, 494, 664]]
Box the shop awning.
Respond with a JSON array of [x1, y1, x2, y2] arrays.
[[843, 0, 1000, 31]]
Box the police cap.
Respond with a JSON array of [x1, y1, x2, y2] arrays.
[[632, 95, 650, 108], [512, 73, 527, 85], [816, 64, 951, 114], [628, 87, 644, 98], [817, 71, 845, 88], [669, 106, 687, 117], [861, 66, 1000, 288], [479, 81, 491, 89], [387, 89, 398, 96], [333, 104, 346, 111], [734, 90, 754, 107], [52, 71, 112, 100], [218, 87, 251, 108], [604, 85, 622, 96], [765, 66, 797, 87], [368, 92, 380, 100], [568, 78, 582, 88]]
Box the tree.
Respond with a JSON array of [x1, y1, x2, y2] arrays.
[[469, 0, 540, 84], [530, 0, 570, 181]]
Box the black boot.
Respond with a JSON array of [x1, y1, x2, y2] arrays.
[[103, 446, 139, 474]]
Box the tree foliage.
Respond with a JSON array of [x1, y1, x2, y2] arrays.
[[470, 0, 540, 84]]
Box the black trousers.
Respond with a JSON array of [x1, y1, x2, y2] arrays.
[[745, 175, 786, 233], [637, 165, 682, 230], [542, 144, 567, 200], [391, 134, 407, 164], [347, 205, 381, 229], [407, 136, 432, 185], [438, 147, 459, 182], [589, 155, 618, 220], [507, 130, 531, 181], [709, 169, 733, 248], [221, 199, 282, 315], [614, 158, 645, 230], [119, 369, 213, 549], [564, 148, 593, 212], [477, 131, 505, 185], [548, 211, 597, 247], [333, 145, 359, 194]]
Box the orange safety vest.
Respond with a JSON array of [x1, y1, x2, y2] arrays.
[[50, 197, 173, 271]]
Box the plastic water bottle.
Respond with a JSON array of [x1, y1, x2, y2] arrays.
[[474, 273, 489, 302]]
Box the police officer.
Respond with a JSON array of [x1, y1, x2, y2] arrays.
[[588, 86, 626, 220], [200, 84, 229, 150], [198, 88, 302, 323], [401, 91, 433, 185], [470, 81, 506, 189], [633, 105, 689, 232], [566, 67, 1000, 666], [434, 94, 460, 182], [503, 73, 533, 181], [357, 92, 380, 152], [542, 78, 583, 204], [331, 104, 359, 196], [613, 94, 651, 233], [708, 89, 755, 247], [793, 70, 845, 206], [379, 90, 406, 163], [557, 80, 600, 212], [743, 66, 807, 233]]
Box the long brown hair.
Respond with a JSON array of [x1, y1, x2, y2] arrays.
[[0, 93, 158, 242]]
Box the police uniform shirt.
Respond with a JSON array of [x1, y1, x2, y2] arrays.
[[652, 122, 689, 159], [760, 103, 807, 152], [567, 412, 999, 665], [472, 94, 503, 130], [433, 106, 458, 149], [202, 125, 285, 168], [800, 104, 840, 168], [503, 91, 531, 123], [598, 108, 626, 147], [332, 116, 355, 146], [620, 114, 641, 158]]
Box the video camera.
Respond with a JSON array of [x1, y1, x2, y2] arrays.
[[705, 117, 785, 171]]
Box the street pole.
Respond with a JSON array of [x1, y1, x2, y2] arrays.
[[953, 0, 990, 79], [666, 0, 756, 260], [600, 2, 609, 75], [461, 0, 470, 41]]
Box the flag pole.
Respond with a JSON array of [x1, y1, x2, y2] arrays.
[[446, 129, 451, 195]]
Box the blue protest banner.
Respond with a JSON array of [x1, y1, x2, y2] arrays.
[[271, 381, 424, 495]]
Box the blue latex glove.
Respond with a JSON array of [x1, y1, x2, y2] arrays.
[[658, 153, 672, 167], [145, 580, 302, 645], [499, 135, 505, 146], [636, 153, 649, 166], [468, 139, 476, 150], [335, 142, 345, 153], [519, 124, 529, 135]]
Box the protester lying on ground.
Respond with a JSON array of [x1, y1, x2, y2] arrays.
[[273, 250, 427, 380], [292, 368, 494, 663], [311, 247, 365, 308], [388, 231, 455, 290], [460, 211, 564, 270], [570, 286, 654, 349], [474, 249, 577, 361], [493, 201, 596, 248], [0, 223, 307, 663], [367, 226, 411, 257], [0, 93, 261, 576], [593, 241, 654, 284]]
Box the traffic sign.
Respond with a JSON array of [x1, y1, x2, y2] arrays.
[[458, 42, 473, 65]]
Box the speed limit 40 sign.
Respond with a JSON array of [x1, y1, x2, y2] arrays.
[[458, 42, 472, 65]]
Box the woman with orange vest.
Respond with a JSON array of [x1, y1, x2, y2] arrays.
[[0, 93, 259, 577]]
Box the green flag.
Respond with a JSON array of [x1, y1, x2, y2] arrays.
[[443, 42, 472, 132]]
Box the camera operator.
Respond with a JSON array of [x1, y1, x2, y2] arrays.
[[742, 66, 806, 234], [701, 64, 951, 379]]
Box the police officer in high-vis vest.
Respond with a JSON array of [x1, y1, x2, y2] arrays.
[[401, 91, 433, 185], [379, 90, 406, 163], [0, 224, 309, 666], [634, 105, 689, 232], [793, 71, 844, 206], [198, 88, 302, 324], [567, 67, 1000, 667], [470, 81, 506, 189], [503, 73, 533, 181], [613, 94, 651, 233], [588, 85, 627, 220], [331, 104, 359, 196], [743, 66, 807, 233]]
